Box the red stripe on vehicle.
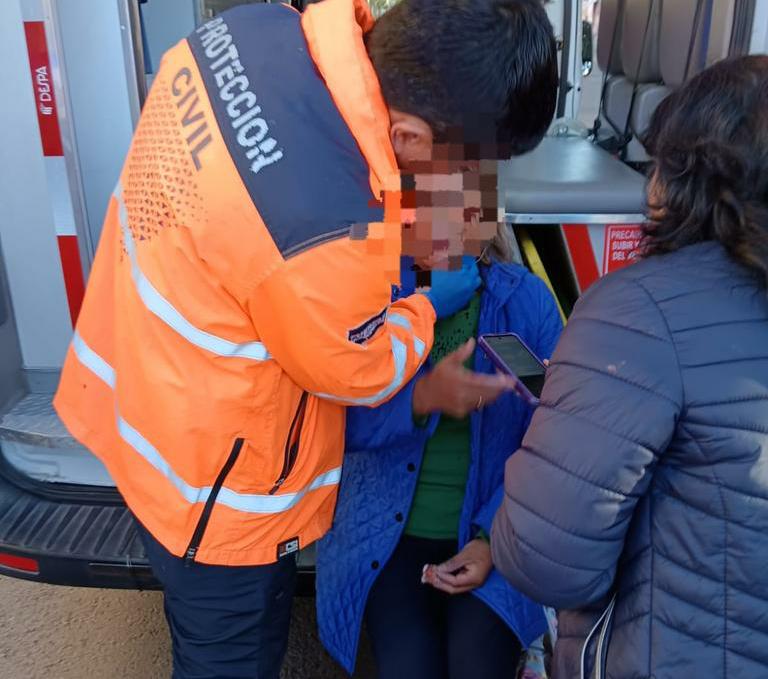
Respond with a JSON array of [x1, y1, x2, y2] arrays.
[[0, 552, 39, 574], [58, 236, 85, 326], [23, 21, 64, 157], [563, 224, 600, 292]]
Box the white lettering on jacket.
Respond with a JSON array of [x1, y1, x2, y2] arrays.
[[196, 17, 284, 175]]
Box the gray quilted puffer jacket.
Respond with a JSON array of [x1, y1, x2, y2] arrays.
[[491, 241, 768, 679]]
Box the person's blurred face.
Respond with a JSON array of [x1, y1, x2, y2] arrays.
[[400, 156, 499, 270], [388, 110, 499, 271]]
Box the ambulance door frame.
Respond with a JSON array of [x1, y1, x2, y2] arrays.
[[40, 0, 145, 273], [119, 0, 147, 120], [0, 238, 25, 410], [750, 0, 768, 52], [558, 0, 583, 119], [40, 0, 93, 276]]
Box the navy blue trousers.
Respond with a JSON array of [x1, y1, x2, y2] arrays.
[[366, 536, 523, 679], [137, 522, 296, 679]]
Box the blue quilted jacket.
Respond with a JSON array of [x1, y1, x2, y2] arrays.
[[316, 262, 563, 674], [492, 243, 768, 678]]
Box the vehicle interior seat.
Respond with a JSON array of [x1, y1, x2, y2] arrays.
[[501, 0, 656, 225], [625, 0, 736, 162], [619, 0, 670, 162], [659, 0, 736, 87], [500, 136, 646, 224], [594, 0, 633, 147]]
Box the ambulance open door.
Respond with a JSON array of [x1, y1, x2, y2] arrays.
[[501, 135, 646, 319]]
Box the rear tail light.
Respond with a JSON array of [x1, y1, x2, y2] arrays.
[[0, 552, 39, 574]]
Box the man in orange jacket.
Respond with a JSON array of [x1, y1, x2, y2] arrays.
[[54, 0, 557, 676]]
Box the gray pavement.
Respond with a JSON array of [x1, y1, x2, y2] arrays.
[[0, 575, 373, 679]]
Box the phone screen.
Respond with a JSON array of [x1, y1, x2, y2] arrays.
[[482, 335, 546, 398]]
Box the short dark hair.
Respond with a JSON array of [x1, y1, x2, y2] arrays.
[[366, 0, 558, 157], [643, 55, 768, 288]]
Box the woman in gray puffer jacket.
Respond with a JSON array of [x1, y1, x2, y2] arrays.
[[491, 56, 768, 679]]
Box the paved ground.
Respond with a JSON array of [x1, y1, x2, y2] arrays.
[[0, 575, 373, 678]]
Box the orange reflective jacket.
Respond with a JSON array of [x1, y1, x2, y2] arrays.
[[54, 0, 434, 566]]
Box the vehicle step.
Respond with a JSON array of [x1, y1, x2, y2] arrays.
[[0, 466, 316, 590], [0, 466, 157, 589], [0, 393, 81, 449], [0, 487, 145, 563]]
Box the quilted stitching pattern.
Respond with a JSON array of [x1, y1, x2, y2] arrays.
[[492, 242, 768, 679], [316, 264, 563, 674]]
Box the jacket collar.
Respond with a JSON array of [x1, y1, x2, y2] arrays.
[[301, 0, 399, 196], [480, 261, 526, 305]]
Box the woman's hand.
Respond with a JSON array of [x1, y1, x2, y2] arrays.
[[413, 339, 515, 418], [422, 539, 493, 595]]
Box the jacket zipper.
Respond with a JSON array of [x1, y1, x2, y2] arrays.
[[594, 595, 616, 679], [184, 437, 245, 566], [579, 594, 616, 679], [269, 391, 308, 495]]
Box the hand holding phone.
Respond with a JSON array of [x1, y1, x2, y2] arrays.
[[478, 333, 547, 407], [413, 339, 517, 418]]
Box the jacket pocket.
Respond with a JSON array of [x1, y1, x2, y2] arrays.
[[184, 437, 245, 565], [580, 593, 617, 679], [270, 391, 309, 494]]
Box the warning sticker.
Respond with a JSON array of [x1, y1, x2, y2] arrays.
[[602, 225, 643, 274], [23, 21, 63, 157]]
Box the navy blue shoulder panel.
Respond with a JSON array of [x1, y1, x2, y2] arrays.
[[188, 4, 383, 259]]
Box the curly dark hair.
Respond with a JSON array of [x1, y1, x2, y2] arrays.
[[642, 55, 768, 287]]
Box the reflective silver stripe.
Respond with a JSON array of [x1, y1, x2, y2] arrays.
[[216, 467, 342, 513], [119, 413, 341, 512], [315, 334, 408, 406], [72, 331, 115, 388], [114, 183, 270, 361], [388, 313, 427, 358], [71, 333, 339, 513], [117, 416, 212, 505]]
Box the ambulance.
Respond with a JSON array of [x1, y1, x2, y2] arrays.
[[0, 0, 765, 590]]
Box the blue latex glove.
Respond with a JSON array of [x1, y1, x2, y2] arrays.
[[397, 256, 418, 300], [424, 257, 481, 319]]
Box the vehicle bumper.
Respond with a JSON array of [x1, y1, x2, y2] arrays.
[[0, 460, 316, 593]]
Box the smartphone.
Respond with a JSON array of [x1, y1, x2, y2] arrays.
[[478, 333, 546, 406]]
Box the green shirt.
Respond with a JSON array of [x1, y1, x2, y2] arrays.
[[404, 293, 481, 540]]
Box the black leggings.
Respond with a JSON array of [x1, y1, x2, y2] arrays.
[[365, 535, 523, 679]]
